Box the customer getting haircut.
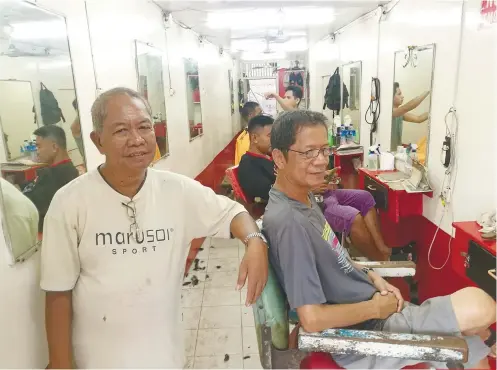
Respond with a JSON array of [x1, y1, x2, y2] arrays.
[[240, 101, 260, 121], [247, 115, 274, 134], [33, 125, 68, 150]]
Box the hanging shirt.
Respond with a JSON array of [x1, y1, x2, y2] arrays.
[[234, 130, 250, 166], [40, 168, 246, 368]]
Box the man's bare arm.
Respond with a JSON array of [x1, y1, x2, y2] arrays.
[[393, 91, 430, 117], [46, 291, 73, 368]]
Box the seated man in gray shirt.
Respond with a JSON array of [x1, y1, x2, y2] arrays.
[[262, 110, 495, 369]]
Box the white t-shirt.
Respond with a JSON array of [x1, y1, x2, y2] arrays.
[[1, 177, 39, 259], [40, 168, 246, 368]]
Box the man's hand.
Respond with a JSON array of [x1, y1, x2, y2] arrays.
[[237, 238, 268, 307], [371, 292, 398, 319], [264, 92, 277, 99], [370, 274, 404, 312]]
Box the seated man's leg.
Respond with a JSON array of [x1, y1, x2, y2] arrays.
[[333, 189, 391, 257], [323, 194, 386, 261], [335, 287, 495, 369], [385, 287, 495, 369]]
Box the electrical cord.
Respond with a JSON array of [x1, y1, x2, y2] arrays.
[[428, 107, 459, 270], [365, 78, 381, 145]]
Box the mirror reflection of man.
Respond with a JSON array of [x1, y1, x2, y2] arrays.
[[22, 125, 79, 232], [265, 85, 303, 112], [40, 87, 268, 369], [391, 82, 430, 151]]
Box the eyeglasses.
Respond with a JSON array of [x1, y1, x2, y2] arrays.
[[122, 200, 141, 239], [288, 147, 333, 160]]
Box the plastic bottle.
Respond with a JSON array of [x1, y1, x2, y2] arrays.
[[340, 124, 347, 146], [367, 145, 379, 170]]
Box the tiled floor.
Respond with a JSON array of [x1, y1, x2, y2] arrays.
[[182, 237, 262, 369]]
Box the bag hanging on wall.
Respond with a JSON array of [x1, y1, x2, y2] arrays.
[[323, 68, 349, 113], [39, 82, 65, 125]]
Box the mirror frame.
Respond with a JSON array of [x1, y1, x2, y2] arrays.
[[0, 1, 81, 265], [340, 60, 362, 144], [183, 57, 203, 141], [392, 43, 436, 163], [134, 39, 169, 159]]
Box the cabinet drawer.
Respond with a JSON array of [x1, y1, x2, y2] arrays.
[[466, 241, 496, 300], [364, 176, 388, 210]]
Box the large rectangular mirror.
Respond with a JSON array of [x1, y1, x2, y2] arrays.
[[341, 61, 362, 143], [228, 69, 235, 115], [391, 44, 435, 165], [184, 58, 203, 139], [0, 1, 83, 264], [135, 40, 169, 158]]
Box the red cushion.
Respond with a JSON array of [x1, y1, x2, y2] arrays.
[[225, 166, 249, 203], [300, 352, 433, 369]]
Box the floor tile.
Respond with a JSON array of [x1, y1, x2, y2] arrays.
[[196, 328, 243, 356], [184, 357, 194, 369], [181, 289, 204, 308], [199, 305, 241, 329], [240, 289, 248, 305], [241, 305, 255, 327], [204, 271, 239, 288], [242, 327, 259, 355], [211, 237, 239, 248], [207, 258, 240, 273], [209, 246, 239, 259], [202, 288, 241, 307], [182, 307, 201, 330], [243, 354, 262, 369], [194, 355, 243, 369], [184, 330, 197, 357]]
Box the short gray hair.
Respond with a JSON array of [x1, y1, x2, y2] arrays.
[[91, 87, 152, 132], [271, 110, 328, 153]]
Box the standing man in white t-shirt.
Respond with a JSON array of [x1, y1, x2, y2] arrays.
[[40, 87, 269, 369]]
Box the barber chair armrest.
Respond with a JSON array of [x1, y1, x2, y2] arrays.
[[298, 328, 468, 364], [355, 260, 416, 277]]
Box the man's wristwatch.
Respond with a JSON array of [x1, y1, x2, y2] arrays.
[[362, 267, 374, 275], [243, 232, 267, 246]]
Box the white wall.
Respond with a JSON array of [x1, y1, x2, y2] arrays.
[[309, 0, 496, 233], [0, 0, 238, 367]]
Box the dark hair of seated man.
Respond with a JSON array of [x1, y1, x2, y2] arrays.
[[237, 115, 275, 202], [23, 125, 79, 231]]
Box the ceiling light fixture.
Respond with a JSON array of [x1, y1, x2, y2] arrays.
[[10, 20, 67, 40], [207, 7, 335, 30]]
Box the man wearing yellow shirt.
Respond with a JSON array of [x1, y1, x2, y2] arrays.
[[235, 102, 262, 165], [153, 143, 161, 162]]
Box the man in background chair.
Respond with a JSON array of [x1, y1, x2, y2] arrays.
[[22, 125, 79, 232], [235, 101, 262, 165]]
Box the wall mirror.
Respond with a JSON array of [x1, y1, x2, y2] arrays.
[[135, 40, 169, 158], [341, 61, 362, 143], [391, 44, 436, 165], [0, 1, 83, 264], [184, 58, 203, 139]]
